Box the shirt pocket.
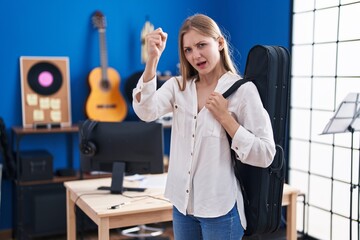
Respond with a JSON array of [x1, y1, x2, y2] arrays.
[[173, 103, 186, 137], [203, 110, 226, 138]]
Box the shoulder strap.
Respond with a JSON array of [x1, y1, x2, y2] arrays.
[[222, 79, 250, 99], [223, 79, 251, 200]]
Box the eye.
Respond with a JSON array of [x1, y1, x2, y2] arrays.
[[198, 43, 206, 48], [184, 48, 192, 54]]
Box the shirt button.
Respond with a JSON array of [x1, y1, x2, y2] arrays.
[[188, 171, 190, 174], [175, 105, 178, 109], [192, 134, 195, 138], [186, 190, 189, 193], [235, 147, 239, 150], [194, 116, 196, 119]]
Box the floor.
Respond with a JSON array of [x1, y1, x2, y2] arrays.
[[7, 221, 308, 240], [26, 224, 307, 240], [29, 222, 174, 240]]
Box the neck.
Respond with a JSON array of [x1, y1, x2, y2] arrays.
[[198, 68, 227, 86]]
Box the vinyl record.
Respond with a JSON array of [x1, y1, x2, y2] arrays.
[[27, 61, 63, 95]]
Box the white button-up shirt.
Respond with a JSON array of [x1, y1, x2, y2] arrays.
[[132, 71, 275, 229]]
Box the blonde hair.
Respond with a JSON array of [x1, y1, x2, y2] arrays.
[[177, 14, 238, 91]]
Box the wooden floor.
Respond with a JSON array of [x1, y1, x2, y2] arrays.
[[34, 228, 301, 240], [32, 222, 174, 240], [80, 225, 174, 240], [4, 223, 306, 240]]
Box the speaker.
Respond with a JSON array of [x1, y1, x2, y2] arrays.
[[79, 120, 98, 156], [20, 56, 72, 128], [18, 150, 53, 182], [15, 183, 66, 238], [14, 182, 97, 239]]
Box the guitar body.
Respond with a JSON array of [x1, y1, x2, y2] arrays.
[[86, 67, 127, 122], [85, 10, 127, 122]]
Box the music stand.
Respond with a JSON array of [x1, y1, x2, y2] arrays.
[[322, 92, 360, 240]]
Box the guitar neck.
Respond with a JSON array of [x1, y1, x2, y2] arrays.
[[98, 29, 108, 81]]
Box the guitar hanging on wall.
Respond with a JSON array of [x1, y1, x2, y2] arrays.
[[85, 10, 127, 122]]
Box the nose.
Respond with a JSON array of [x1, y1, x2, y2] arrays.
[[192, 48, 201, 59]]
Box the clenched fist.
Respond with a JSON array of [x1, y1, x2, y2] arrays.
[[145, 28, 168, 61]]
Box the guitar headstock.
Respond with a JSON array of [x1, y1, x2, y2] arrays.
[[92, 10, 106, 30]]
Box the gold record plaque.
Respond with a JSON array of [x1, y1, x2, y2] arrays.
[[20, 56, 72, 128]]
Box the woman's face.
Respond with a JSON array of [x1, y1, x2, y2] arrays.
[[182, 29, 223, 76]]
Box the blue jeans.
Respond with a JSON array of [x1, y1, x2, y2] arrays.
[[172, 204, 244, 240]]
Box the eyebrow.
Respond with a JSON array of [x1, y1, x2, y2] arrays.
[[183, 40, 207, 49]]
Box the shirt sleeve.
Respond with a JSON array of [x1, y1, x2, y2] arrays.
[[132, 75, 157, 102], [132, 75, 175, 122], [230, 82, 276, 168]]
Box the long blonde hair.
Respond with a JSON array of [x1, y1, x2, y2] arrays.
[[177, 14, 238, 91]]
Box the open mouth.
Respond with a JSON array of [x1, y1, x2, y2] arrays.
[[196, 61, 206, 68]]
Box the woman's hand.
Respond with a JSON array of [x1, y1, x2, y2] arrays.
[[142, 28, 168, 83], [136, 28, 168, 102], [206, 92, 240, 138], [146, 28, 168, 61], [206, 92, 229, 121]]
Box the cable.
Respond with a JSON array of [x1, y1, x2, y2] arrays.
[[107, 193, 171, 210], [122, 193, 171, 202], [73, 192, 108, 213]]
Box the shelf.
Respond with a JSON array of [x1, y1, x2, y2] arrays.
[[16, 175, 81, 186], [12, 125, 79, 174], [12, 125, 79, 135], [12, 124, 80, 239]]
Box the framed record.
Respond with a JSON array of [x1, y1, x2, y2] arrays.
[[20, 56, 72, 128]]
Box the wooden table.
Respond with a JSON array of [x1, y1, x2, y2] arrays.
[[65, 174, 172, 240], [64, 175, 300, 240], [282, 184, 301, 240]]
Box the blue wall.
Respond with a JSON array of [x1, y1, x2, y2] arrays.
[[0, 0, 291, 231]]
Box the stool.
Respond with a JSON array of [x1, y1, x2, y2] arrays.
[[121, 224, 164, 239]]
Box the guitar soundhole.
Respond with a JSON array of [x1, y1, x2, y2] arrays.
[[100, 80, 110, 90]]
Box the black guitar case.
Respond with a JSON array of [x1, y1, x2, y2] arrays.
[[223, 45, 291, 236]]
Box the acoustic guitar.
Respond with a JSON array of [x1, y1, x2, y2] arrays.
[[85, 10, 127, 122]]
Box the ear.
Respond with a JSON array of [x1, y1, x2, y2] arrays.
[[218, 37, 224, 51]]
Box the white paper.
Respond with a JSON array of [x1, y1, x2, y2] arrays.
[[139, 174, 167, 189]]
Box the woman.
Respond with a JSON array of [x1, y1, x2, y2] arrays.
[[133, 14, 275, 240]]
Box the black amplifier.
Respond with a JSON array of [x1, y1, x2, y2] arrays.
[[19, 150, 53, 182]]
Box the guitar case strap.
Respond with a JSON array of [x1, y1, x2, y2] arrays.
[[0, 117, 16, 179]]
